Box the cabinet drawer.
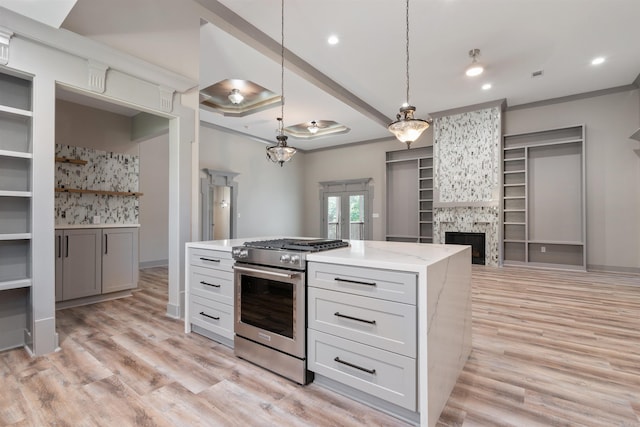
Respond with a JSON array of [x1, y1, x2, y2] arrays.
[[308, 329, 416, 411], [190, 266, 233, 306], [308, 262, 417, 304], [190, 295, 234, 340], [308, 288, 416, 357], [189, 248, 233, 271]]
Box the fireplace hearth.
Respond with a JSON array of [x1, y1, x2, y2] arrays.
[[445, 232, 486, 265]]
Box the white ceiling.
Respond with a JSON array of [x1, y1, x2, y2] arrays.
[[200, 0, 640, 150], [32, 0, 640, 150]]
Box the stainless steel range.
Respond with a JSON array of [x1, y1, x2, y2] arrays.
[[232, 238, 349, 384]]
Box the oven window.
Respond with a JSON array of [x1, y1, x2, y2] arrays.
[[240, 275, 294, 339]]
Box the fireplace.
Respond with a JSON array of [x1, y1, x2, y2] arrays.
[[445, 232, 486, 265]]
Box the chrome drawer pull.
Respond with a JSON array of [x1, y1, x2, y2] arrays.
[[200, 257, 221, 263], [200, 312, 220, 321], [334, 277, 377, 287], [200, 281, 221, 288], [334, 312, 376, 325], [334, 357, 376, 375]]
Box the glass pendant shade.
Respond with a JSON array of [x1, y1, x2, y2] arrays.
[[387, 105, 430, 148], [266, 134, 297, 167]]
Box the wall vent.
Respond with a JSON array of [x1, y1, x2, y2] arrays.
[[531, 70, 544, 78]]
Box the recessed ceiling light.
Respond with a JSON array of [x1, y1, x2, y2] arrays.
[[591, 56, 605, 65], [327, 35, 339, 45], [482, 83, 492, 90]]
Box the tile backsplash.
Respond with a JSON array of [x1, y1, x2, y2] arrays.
[[55, 144, 139, 225]]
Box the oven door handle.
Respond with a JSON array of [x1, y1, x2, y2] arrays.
[[233, 265, 299, 279]]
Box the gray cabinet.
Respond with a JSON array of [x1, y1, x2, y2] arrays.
[[385, 146, 433, 243], [102, 228, 139, 293], [57, 228, 102, 300], [55, 227, 139, 302]]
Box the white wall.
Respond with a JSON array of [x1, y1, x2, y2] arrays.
[[302, 131, 434, 241], [139, 134, 170, 265], [199, 125, 305, 238], [506, 89, 640, 272]]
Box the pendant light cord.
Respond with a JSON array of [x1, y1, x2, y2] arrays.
[[405, 0, 410, 106], [280, 0, 285, 133]]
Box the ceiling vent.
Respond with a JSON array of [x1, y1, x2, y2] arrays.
[[531, 70, 544, 78]]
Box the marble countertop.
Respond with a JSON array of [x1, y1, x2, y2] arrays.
[[55, 224, 141, 229], [186, 238, 468, 272]]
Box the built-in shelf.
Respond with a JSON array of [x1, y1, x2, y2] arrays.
[[0, 233, 32, 241], [0, 190, 32, 197], [55, 157, 88, 165], [0, 278, 32, 291], [55, 188, 143, 197], [0, 150, 32, 159], [502, 124, 585, 270], [0, 104, 32, 118]]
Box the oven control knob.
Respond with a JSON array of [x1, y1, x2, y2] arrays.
[[290, 255, 301, 264], [232, 248, 241, 257], [280, 254, 291, 263], [237, 249, 248, 258]]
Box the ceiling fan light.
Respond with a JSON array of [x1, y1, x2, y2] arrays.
[[308, 121, 319, 134], [465, 48, 484, 77], [228, 88, 244, 104]]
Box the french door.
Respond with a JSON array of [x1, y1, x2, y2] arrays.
[[322, 190, 369, 240]]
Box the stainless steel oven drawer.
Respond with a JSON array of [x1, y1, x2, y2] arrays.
[[308, 287, 416, 357], [189, 266, 233, 306], [307, 262, 417, 304], [189, 294, 234, 340], [189, 248, 233, 271], [307, 329, 416, 411]]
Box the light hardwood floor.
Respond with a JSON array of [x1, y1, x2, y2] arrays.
[[1, 266, 639, 426]]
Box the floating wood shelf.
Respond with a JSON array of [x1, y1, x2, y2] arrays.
[[55, 157, 88, 165], [55, 188, 143, 197]]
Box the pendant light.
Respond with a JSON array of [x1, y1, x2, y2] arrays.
[[387, 0, 430, 149], [465, 48, 484, 77], [266, 0, 297, 167]]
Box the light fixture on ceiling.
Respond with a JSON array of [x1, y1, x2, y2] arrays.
[[228, 88, 244, 104], [465, 48, 484, 77], [482, 83, 492, 90], [387, 0, 430, 149], [266, 0, 297, 167], [308, 121, 319, 134], [591, 56, 605, 66], [327, 35, 339, 45]]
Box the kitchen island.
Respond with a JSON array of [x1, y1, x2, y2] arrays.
[[184, 238, 472, 427]]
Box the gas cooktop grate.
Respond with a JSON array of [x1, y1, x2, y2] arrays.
[[243, 238, 349, 252]]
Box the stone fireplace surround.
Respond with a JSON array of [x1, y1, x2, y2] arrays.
[[430, 100, 504, 267]]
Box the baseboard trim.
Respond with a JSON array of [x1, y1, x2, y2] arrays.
[[139, 259, 168, 269], [587, 264, 640, 275]]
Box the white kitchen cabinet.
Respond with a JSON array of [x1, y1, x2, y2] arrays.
[[307, 261, 418, 412], [102, 227, 139, 293], [57, 228, 102, 301], [185, 247, 235, 347]]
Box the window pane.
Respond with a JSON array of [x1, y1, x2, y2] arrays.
[[349, 195, 364, 240], [327, 196, 340, 239]]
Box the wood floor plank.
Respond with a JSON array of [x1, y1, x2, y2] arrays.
[[2, 265, 640, 426]]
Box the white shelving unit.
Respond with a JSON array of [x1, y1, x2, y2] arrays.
[[502, 125, 586, 270], [386, 146, 434, 243], [0, 70, 33, 351]]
